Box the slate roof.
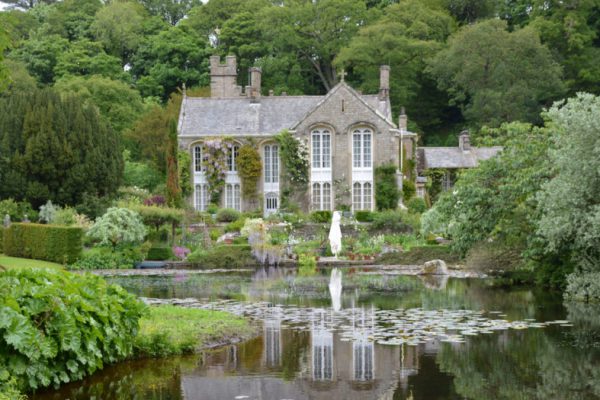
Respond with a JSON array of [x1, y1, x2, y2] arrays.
[[178, 86, 393, 137], [418, 146, 502, 170]]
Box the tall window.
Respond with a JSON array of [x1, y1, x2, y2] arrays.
[[227, 145, 240, 172], [311, 129, 331, 169], [264, 145, 279, 183], [193, 145, 204, 172], [226, 183, 241, 211], [194, 184, 208, 211], [353, 182, 372, 211], [312, 182, 331, 211], [353, 128, 372, 168]]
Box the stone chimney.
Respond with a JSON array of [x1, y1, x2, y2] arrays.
[[249, 67, 261, 99], [210, 55, 239, 98], [398, 106, 407, 132], [379, 65, 390, 100], [459, 130, 471, 151]]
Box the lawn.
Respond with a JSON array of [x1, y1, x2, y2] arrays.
[[0, 254, 63, 270], [134, 305, 255, 357]]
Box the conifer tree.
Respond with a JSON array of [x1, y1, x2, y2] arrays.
[[166, 118, 182, 208]]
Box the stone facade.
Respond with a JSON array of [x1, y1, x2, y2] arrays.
[[178, 56, 416, 215]]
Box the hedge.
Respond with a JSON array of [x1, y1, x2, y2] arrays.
[[146, 245, 173, 261], [310, 211, 332, 223], [187, 244, 253, 269], [3, 223, 82, 264]]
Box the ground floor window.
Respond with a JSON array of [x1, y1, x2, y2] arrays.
[[265, 192, 278, 214], [312, 182, 331, 211], [225, 183, 241, 211], [194, 184, 209, 211], [353, 182, 372, 211]]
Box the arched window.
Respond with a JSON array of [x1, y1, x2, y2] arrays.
[[264, 144, 279, 183], [312, 182, 332, 211], [353, 128, 372, 169], [194, 184, 208, 211], [193, 145, 204, 172], [311, 128, 331, 169]]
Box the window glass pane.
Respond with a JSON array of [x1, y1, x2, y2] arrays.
[[234, 184, 241, 211], [323, 183, 331, 211], [264, 145, 271, 183], [312, 183, 321, 210], [353, 133, 361, 168], [363, 133, 371, 168], [364, 182, 372, 210], [194, 146, 203, 172], [202, 185, 208, 211], [226, 184, 233, 208], [195, 184, 201, 211], [322, 132, 330, 169], [272, 145, 279, 183], [312, 133, 321, 168], [353, 182, 361, 210]]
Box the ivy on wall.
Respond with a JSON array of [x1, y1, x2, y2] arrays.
[[202, 138, 233, 204], [275, 130, 309, 210], [237, 144, 262, 202], [375, 164, 400, 210]]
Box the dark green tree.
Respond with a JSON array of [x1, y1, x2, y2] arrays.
[[138, 0, 201, 25], [54, 40, 128, 82], [166, 119, 182, 208], [10, 34, 68, 84]]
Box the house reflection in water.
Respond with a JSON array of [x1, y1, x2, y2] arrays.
[[264, 308, 282, 368], [311, 310, 334, 381]]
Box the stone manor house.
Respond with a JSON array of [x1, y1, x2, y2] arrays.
[[177, 56, 500, 215]]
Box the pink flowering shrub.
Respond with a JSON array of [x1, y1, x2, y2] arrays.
[[172, 246, 191, 260]]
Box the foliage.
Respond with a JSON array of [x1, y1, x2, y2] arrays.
[[298, 254, 317, 277], [202, 139, 234, 204], [123, 158, 163, 192], [354, 210, 374, 222], [177, 150, 193, 198], [310, 211, 332, 223], [134, 305, 251, 358], [241, 218, 285, 265], [216, 208, 241, 223], [564, 272, 600, 303], [0, 88, 122, 207], [420, 206, 448, 237], [3, 223, 82, 264], [146, 245, 174, 261], [224, 217, 247, 233], [275, 130, 309, 188], [187, 244, 253, 268], [38, 200, 57, 224], [166, 119, 182, 208], [53, 207, 91, 229], [172, 246, 191, 260], [371, 209, 419, 233], [428, 19, 565, 127], [0, 373, 26, 400], [374, 164, 399, 210], [87, 207, 147, 249], [536, 94, 600, 272], [68, 245, 150, 270], [407, 197, 427, 214], [237, 144, 262, 202], [402, 180, 416, 202], [376, 245, 460, 264], [0, 268, 146, 391], [0, 199, 36, 222], [126, 204, 183, 233]]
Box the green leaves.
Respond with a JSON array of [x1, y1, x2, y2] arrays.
[[0, 268, 146, 391]]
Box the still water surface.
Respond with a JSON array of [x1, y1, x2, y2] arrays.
[[32, 268, 600, 400]]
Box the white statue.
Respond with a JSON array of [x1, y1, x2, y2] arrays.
[[329, 268, 343, 312], [328, 211, 342, 259]]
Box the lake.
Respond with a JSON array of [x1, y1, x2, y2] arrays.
[[32, 267, 600, 400]]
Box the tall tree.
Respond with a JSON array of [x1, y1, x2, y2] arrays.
[[427, 19, 565, 128], [0, 27, 10, 93], [166, 119, 182, 208], [1, 0, 57, 9], [10, 33, 68, 84], [444, 0, 497, 24], [54, 40, 128, 82], [138, 0, 201, 26]]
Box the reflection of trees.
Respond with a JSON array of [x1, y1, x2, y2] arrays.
[[436, 324, 600, 399]]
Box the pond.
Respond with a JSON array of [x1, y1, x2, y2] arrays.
[[32, 267, 600, 400]]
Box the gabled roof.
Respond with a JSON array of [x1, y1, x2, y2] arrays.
[[290, 82, 395, 130], [178, 83, 394, 137], [418, 146, 502, 169]]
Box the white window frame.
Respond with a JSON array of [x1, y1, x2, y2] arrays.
[[227, 145, 240, 172], [352, 182, 373, 211], [312, 182, 332, 211], [311, 129, 331, 170], [225, 183, 241, 211], [264, 144, 279, 184], [193, 144, 205, 172], [194, 184, 209, 211], [352, 128, 372, 169]]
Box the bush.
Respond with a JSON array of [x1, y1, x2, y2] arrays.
[[187, 244, 253, 268], [564, 272, 600, 302], [146, 245, 174, 261], [407, 197, 427, 214], [216, 208, 241, 223], [128, 204, 184, 231], [310, 210, 332, 223], [0, 268, 146, 391], [87, 207, 146, 249], [0, 199, 37, 223], [67, 244, 151, 270], [402, 180, 416, 201], [371, 210, 420, 233], [225, 217, 247, 233], [3, 223, 83, 264], [375, 164, 400, 210], [354, 210, 374, 222]]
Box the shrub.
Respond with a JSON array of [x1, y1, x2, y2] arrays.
[[564, 272, 600, 302], [371, 210, 420, 233], [216, 208, 241, 223], [375, 164, 400, 210], [407, 197, 427, 214], [87, 207, 147, 249], [354, 210, 374, 222], [67, 244, 151, 270], [143, 195, 166, 207], [0, 268, 146, 391], [146, 245, 174, 261], [237, 145, 262, 201], [3, 223, 83, 264], [225, 217, 247, 233], [310, 210, 332, 223], [0, 199, 36, 223], [187, 244, 253, 268], [38, 200, 58, 223], [376, 245, 460, 264], [209, 228, 222, 242], [127, 204, 184, 231], [402, 180, 416, 201], [298, 254, 317, 276]]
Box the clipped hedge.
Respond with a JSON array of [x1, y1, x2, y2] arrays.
[[0, 268, 146, 391], [187, 244, 253, 269], [146, 245, 173, 261], [354, 210, 374, 222], [376, 245, 461, 265], [3, 223, 82, 264]]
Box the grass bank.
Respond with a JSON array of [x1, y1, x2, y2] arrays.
[[134, 305, 255, 357], [0, 254, 63, 270], [376, 245, 461, 265]]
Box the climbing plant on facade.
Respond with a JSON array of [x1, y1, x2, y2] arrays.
[[202, 138, 232, 204], [237, 144, 262, 203], [275, 130, 309, 186]]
